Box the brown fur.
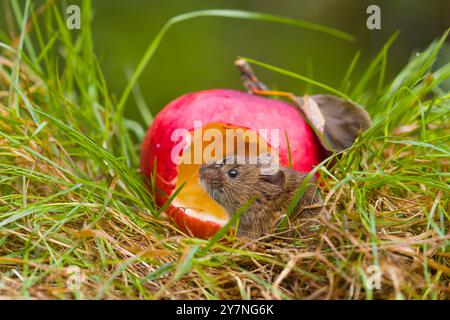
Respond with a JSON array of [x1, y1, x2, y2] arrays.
[[199, 155, 324, 239]]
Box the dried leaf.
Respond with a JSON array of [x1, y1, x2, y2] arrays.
[[296, 95, 371, 152], [297, 95, 326, 134]]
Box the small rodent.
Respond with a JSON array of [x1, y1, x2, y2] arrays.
[[199, 154, 325, 239]]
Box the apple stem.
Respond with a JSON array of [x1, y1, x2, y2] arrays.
[[235, 59, 268, 92], [235, 59, 299, 101]]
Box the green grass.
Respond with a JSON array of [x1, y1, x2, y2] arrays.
[[0, 0, 449, 299]]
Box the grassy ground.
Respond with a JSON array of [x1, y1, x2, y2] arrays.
[[0, 1, 449, 299]]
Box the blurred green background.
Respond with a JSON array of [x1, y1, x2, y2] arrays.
[[2, 0, 450, 125]]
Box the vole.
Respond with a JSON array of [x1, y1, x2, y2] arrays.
[[199, 154, 325, 239]]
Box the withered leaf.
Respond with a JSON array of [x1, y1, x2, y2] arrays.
[[295, 95, 371, 152], [297, 96, 326, 134]]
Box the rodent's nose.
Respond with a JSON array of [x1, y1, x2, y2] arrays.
[[199, 165, 208, 180]]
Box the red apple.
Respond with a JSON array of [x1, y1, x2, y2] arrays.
[[140, 89, 326, 238]]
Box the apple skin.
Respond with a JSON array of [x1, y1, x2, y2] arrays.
[[140, 89, 327, 238]]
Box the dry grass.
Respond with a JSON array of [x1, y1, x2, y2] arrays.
[[0, 1, 449, 299]]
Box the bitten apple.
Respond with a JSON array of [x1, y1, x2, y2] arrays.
[[140, 89, 326, 238]]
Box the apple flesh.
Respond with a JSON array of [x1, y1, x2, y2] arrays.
[[140, 89, 326, 238]]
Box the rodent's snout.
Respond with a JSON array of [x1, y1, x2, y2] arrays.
[[198, 164, 208, 181], [198, 164, 226, 204], [198, 164, 209, 182], [198, 164, 222, 187]]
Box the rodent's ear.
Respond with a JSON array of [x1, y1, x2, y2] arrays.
[[259, 169, 285, 186]]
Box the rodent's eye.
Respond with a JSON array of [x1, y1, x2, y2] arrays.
[[227, 169, 239, 178]]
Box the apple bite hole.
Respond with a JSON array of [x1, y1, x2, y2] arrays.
[[171, 122, 273, 224]]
